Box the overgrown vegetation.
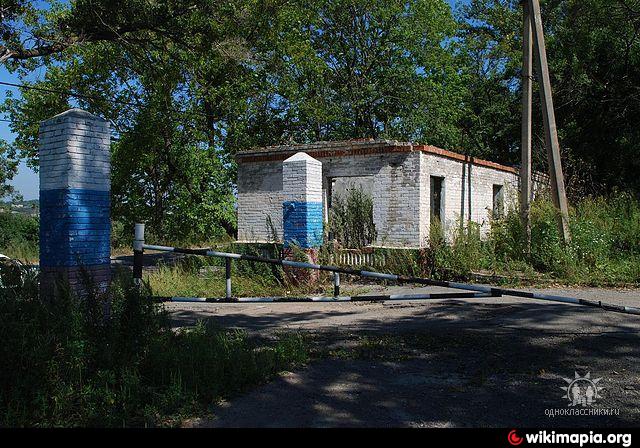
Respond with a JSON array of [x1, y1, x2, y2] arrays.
[[0, 212, 38, 261], [1, 192, 638, 290], [328, 187, 377, 248], [0, 266, 308, 427], [425, 193, 640, 285], [326, 193, 640, 286], [146, 242, 338, 298]]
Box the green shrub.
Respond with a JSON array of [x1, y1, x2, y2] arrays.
[[489, 205, 527, 263], [0, 212, 39, 260], [0, 266, 308, 427], [426, 193, 640, 284], [527, 199, 571, 275], [111, 220, 131, 251], [328, 187, 376, 248], [0, 212, 38, 246]]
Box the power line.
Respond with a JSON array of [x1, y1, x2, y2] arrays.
[[0, 80, 141, 109], [0, 80, 212, 122]]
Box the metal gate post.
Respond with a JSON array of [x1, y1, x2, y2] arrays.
[[133, 223, 145, 288], [225, 257, 232, 300]]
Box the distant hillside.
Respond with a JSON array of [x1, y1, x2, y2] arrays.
[[0, 199, 39, 216]]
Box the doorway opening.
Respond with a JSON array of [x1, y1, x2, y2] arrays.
[[430, 176, 444, 226]]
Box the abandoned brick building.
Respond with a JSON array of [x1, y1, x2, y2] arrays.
[[235, 139, 527, 249]]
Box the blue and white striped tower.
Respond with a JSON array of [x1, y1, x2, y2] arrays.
[[39, 109, 111, 298], [282, 152, 323, 249]]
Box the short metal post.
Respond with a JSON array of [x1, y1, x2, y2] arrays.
[[133, 223, 145, 288], [225, 257, 232, 300], [333, 272, 340, 298]]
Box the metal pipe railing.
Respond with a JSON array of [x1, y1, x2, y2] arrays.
[[154, 291, 492, 303], [132, 223, 640, 315]]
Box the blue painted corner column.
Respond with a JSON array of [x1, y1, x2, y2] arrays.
[[39, 109, 111, 298], [282, 152, 323, 248], [282, 152, 323, 284]]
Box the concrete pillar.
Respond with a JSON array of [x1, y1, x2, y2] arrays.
[[282, 152, 323, 284], [39, 109, 111, 299]]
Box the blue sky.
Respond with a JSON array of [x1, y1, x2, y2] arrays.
[[0, 64, 41, 200], [0, 0, 468, 201]]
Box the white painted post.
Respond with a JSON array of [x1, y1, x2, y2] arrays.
[[282, 152, 323, 284], [39, 109, 111, 299], [282, 152, 323, 248], [225, 257, 232, 300], [133, 223, 145, 288]]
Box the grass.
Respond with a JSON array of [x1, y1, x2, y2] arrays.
[[145, 262, 341, 299], [0, 240, 39, 262], [0, 212, 38, 262], [145, 243, 342, 298], [479, 194, 640, 285], [146, 262, 289, 298], [326, 193, 640, 287], [0, 265, 308, 427], [139, 194, 640, 299]]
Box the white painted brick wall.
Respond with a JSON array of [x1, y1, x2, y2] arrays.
[[237, 160, 284, 242], [282, 152, 323, 203], [39, 109, 110, 192], [421, 152, 518, 241], [237, 146, 520, 248], [371, 151, 422, 247]]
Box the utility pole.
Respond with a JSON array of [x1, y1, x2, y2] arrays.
[[521, 0, 571, 243], [521, 0, 533, 252]]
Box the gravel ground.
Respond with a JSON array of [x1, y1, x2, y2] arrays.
[[168, 284, 640, 428]]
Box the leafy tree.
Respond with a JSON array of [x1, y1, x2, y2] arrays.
[[454, 0, 522, 162], [0, 141, 19, 200], [255, 0, 467, 147], [2, 0, 468, 238], [0, 0, 277, 239], [457, 0, 640, 196], [548, 0, 640, 195]]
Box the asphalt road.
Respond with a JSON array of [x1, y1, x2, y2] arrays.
[[168, 284, 640, 334], [168, 285, 640, 428]]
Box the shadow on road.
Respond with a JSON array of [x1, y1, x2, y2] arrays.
[[176, 299, 640, 427], [169, 299, 640, 334]]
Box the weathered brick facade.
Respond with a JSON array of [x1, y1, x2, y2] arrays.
[[236, 139, 525, 248], [282, 152, 323, 248], [38, 109, 111, 298]]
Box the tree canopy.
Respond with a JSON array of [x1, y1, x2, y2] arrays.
[[457, 0, 640, 196], [1, 0, 639, 238]]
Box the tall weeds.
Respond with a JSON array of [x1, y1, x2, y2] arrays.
[[434, 193, 640, 284], [328, 187, 376, 248], [0, 266, 307, 427]]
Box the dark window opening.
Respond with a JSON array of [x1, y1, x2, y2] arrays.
[[493, 184, 504, 219]]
